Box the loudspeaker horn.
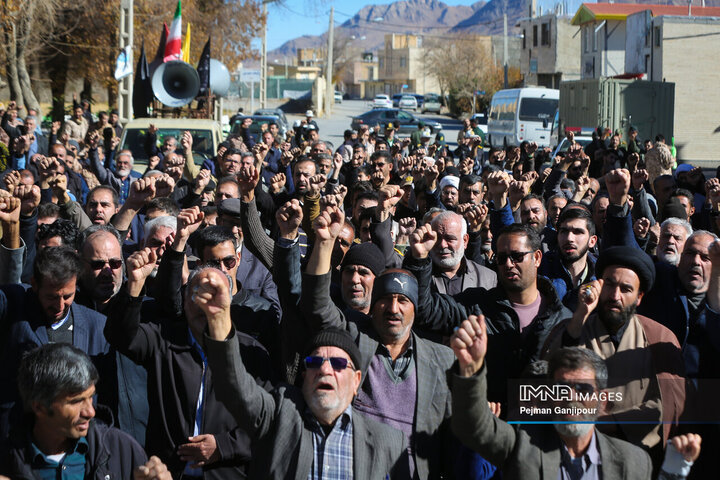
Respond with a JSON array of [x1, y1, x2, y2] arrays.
[[209, 59, 231, 98], [152, 60, 201, 107]]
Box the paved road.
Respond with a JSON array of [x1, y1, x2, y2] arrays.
[[285, 100, 464, 150]]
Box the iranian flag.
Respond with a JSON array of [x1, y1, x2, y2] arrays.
[[163, 0, 182, 62]]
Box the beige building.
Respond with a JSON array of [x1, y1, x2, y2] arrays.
[[625, 12, 720, 165], [365, 34, 441, 98], [341, 52, 378, 99], [518, 13, 580, 88]]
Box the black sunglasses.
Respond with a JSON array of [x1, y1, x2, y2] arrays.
[[304, 356, 354, 371], [496, 251, 533, 265], [206, 256, 237, 270], [87, 258, 123, 270], [555, 381, 596, 396]]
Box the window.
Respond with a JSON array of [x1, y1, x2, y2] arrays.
[[379, 57, 384, 68], [523, 29, 526, 49], [592, 25, 597, 51], [397, 111, 412, 120], [399, 56, 406, 67], [655, 26, 661, 46], [584, 27, 590, 53], [518, 98, 558, 122], [533, 25, 538, 47], [541, 22, 550, 46]]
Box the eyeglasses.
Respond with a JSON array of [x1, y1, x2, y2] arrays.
[[87, 258, 123, 270], [304, 356, 354, 371], [555, 381, 596, 396], [206, 256, 237, 270], [496, 251, 533, 265]]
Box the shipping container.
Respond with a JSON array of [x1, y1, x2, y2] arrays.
[[558, 78, 674, 147]]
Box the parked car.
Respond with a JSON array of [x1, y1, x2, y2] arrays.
[[233, 115, 288, 138], [335, 91, 344, 103], [471, 113, 489, 135], [118, 118, 223, 169], [351, 108, 442, 135], [253, 108, 289, 133], [399, 95, 418, 111], [373, 94, 393, 109], [422, 93, 442, 114], [392, 93, 403, 108]]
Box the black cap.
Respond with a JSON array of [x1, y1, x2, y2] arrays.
[[596, 246, 656, 292], [217, 198, 242, 219], [340, 243, 385, 276], [304, 328, 362, 371]]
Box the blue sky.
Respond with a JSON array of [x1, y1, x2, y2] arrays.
[[265, 0, 584, 51]]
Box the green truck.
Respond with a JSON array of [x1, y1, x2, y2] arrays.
[[554, 77, 675, 147]]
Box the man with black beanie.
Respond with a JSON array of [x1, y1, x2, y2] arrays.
[[201, 277, 410, 479], [300, 205, 456, 479]]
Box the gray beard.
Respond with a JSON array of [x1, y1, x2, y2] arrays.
[[657, 250, 680, 266], [430, 247, 464, 269], [554, 422, 594, 438]]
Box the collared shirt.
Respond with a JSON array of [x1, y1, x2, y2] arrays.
[[307, 405, 354, 480], [31, 436, 88, 480], [434, 258, 469, 296], [376, 335, 415, 380], [184, 328, 208, 477], [558, 431, 601, 480]]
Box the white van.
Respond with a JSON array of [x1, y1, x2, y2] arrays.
[[487, 87, 559, 148]]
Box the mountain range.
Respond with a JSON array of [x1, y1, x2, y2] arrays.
[[267, 0, 720, 62]]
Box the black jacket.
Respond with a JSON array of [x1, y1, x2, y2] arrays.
[[404, 254, 571, 404], [1, 409, 147, 479], [104, 288, 274, 479]]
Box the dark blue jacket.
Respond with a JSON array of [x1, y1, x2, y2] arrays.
[[539, 250, 597, 311], [0, 285, 110, 440], [1, 410, 147, 479]]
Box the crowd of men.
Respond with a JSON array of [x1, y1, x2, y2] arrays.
[[0, 97, 717, 479]]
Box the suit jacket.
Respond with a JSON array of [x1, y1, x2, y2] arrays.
[[0, 285, 110, 439], [204, 330, 408, 479], [300, 271, 456, 479], [450, 366, 653, 480], [236, 246, 281, 322]]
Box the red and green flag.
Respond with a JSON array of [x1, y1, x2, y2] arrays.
[[163, 0, 182, 62]]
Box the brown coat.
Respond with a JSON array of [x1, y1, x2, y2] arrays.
[[542, 314, 686, 446]]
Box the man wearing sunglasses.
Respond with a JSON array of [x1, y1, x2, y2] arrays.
[[203, 287, 408, 479], [154, 211, 278, 362], [302, 205, 456, 479], [450, 317, 702, 480], [405, 222, 570, 407], [105, 253, 273, 479]]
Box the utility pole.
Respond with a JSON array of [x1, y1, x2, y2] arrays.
[[324, 6, 335, 117], [260, 1, 268, 108], [503, 13, 508, 89], [118, 0, 134, 122]]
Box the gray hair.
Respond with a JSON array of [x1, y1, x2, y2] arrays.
[[78, 223, 123, 250], [431, 210, 468, 237], [185, 264, 233, 298], [660, 217, 693, 238], [422, 207, 445, 226], [144, 215, 177, 239], [24, 115, 37, 124], [116, 149, 134, 165], [686, 229, 719, 244], [18, 344, 99, 411], [143, 169, 163, 178], [547, 347, 608, 391]]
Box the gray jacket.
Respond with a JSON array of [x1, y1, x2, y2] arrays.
[[450, 365, 653, 480], [300, 271, 456, 479], [431, 257, 497, 295], [204, 330, 409, 479]]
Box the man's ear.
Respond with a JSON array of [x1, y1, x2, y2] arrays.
[[353, 369, 362, 395], [636, 291, 645, 306], [588, 235, 598, 249], [533, 249, 542, 267], [463, 233, 469, 249]]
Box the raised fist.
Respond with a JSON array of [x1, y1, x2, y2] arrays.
[[276, 199, 303, 239], [409, 223, 437, 259]]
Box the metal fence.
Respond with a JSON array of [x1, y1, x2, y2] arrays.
[[230, 77, 314, 99]]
